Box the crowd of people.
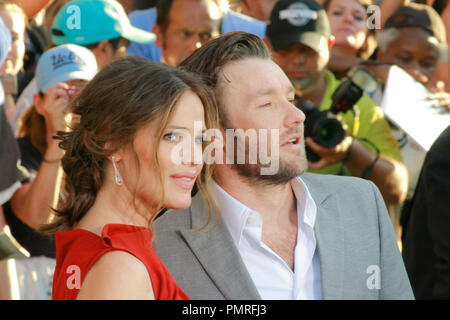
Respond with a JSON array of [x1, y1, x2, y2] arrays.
[[0, 0, 449, 300]]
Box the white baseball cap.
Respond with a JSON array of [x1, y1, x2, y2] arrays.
[[36, 44, 98, 93]]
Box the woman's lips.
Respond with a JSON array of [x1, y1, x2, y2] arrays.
[[170, 173, 197, 190]]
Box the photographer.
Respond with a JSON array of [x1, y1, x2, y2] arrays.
[[3, 44, 97, 261], [264, 0, 408, 206]]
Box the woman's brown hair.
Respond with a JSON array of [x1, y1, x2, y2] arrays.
[[41, 56, 219, 232]]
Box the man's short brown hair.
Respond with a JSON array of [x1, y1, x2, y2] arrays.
[[179, 32, 272, 124]]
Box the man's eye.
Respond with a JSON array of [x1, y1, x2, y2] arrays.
[[421, 59, 437, 70], [181, 30, 192, 38], [261, 102, 272, 108], [199, 33, 212, 43]]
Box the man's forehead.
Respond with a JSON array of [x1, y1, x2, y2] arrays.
[[393, 28, 441, 47], [219, 58, 292, 97], [169, 0, 220, 27]]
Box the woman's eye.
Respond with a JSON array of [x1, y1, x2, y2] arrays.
[[195, 136, 203, 144], [163, 132, 182, 142], [331, 10, 343, 16]]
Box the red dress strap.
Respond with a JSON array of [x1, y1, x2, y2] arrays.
[[51, 224, 189, 300]]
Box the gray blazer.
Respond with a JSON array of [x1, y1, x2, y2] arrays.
[[153, 173, 414, 300]]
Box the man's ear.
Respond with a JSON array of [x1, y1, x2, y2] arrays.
[[153, 24, 163, 49], [90, 40, 110, 68], [33, 93, 45, 115]]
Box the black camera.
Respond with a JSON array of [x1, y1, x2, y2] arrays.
[[297, 72, 368, 162]]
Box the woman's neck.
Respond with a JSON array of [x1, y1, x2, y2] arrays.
[[75, 181, 152, 235]]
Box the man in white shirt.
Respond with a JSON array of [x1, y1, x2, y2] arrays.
[[152, 32, 414, 300]]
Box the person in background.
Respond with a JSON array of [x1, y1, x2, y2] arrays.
[[401, 124, 450, 299], [431, 0, 450, 96], [323, 0, 377, 79], [238, 0, 279, 23], [8, 0, 54, 21], [322, 0, 410, 77], [152, 0, 221, 67], [0, 17, 26, 255], [0, 0, 27, 127], [10, 0, 72, 135], [264, 0, 408, 207], [50, 0, 155, 69], [46, 57, 219, 300], [1, 43, 97, 300], [356, 3, 449, 209], [127, 0, 266, 65], [12, 0, 155, 135], [3, 44, 97, 259]]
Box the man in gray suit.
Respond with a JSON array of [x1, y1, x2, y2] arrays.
[[152, 31, 414, 300]]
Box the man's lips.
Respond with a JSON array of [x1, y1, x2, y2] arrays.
[[281, 134, 302, 149], [289, 71, 308, 79]]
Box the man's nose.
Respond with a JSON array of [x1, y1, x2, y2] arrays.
[[408, 67, 429, 85], [285, 99, 306, 127]]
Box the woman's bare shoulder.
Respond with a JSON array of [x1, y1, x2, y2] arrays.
[[76, 250, 155, 300]]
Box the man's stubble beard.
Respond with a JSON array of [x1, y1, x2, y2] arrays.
[[222, 116, 308, 187]]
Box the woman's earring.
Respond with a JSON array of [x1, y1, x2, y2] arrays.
[[111, 156, 123, 186]]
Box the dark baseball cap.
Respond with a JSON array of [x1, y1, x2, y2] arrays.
[[385, 3, 446, 45], [266, 0, 330, 53]]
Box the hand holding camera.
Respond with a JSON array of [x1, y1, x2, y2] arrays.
[[297, 69, 369, 164]]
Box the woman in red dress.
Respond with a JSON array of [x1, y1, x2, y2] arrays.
[[43, 57, 218, 300]]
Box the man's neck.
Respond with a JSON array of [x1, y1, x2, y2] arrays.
[[213, 166, 297, 220]]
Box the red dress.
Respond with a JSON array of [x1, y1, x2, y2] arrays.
[[51, 224, 189, 300]]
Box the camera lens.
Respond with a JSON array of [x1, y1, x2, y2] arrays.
[[310, 116, 346, 148]]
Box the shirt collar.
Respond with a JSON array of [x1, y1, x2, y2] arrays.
[[210, 177, 317, 245]]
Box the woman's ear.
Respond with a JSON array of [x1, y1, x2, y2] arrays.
[[328, 35, 335, 49], [105, 140, 121, 162]]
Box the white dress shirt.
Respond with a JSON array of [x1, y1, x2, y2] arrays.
[[211, 177, 322, 300]]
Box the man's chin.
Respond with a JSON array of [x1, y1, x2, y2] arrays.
[[232, 159, 306, 187]]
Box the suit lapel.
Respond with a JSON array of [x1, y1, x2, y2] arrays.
[[303, 174, 345, 299], [178, 194, 261, 300]]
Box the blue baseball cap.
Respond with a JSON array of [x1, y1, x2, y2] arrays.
[[36, 44, 98, 93], [51, 0, 156, 46]]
